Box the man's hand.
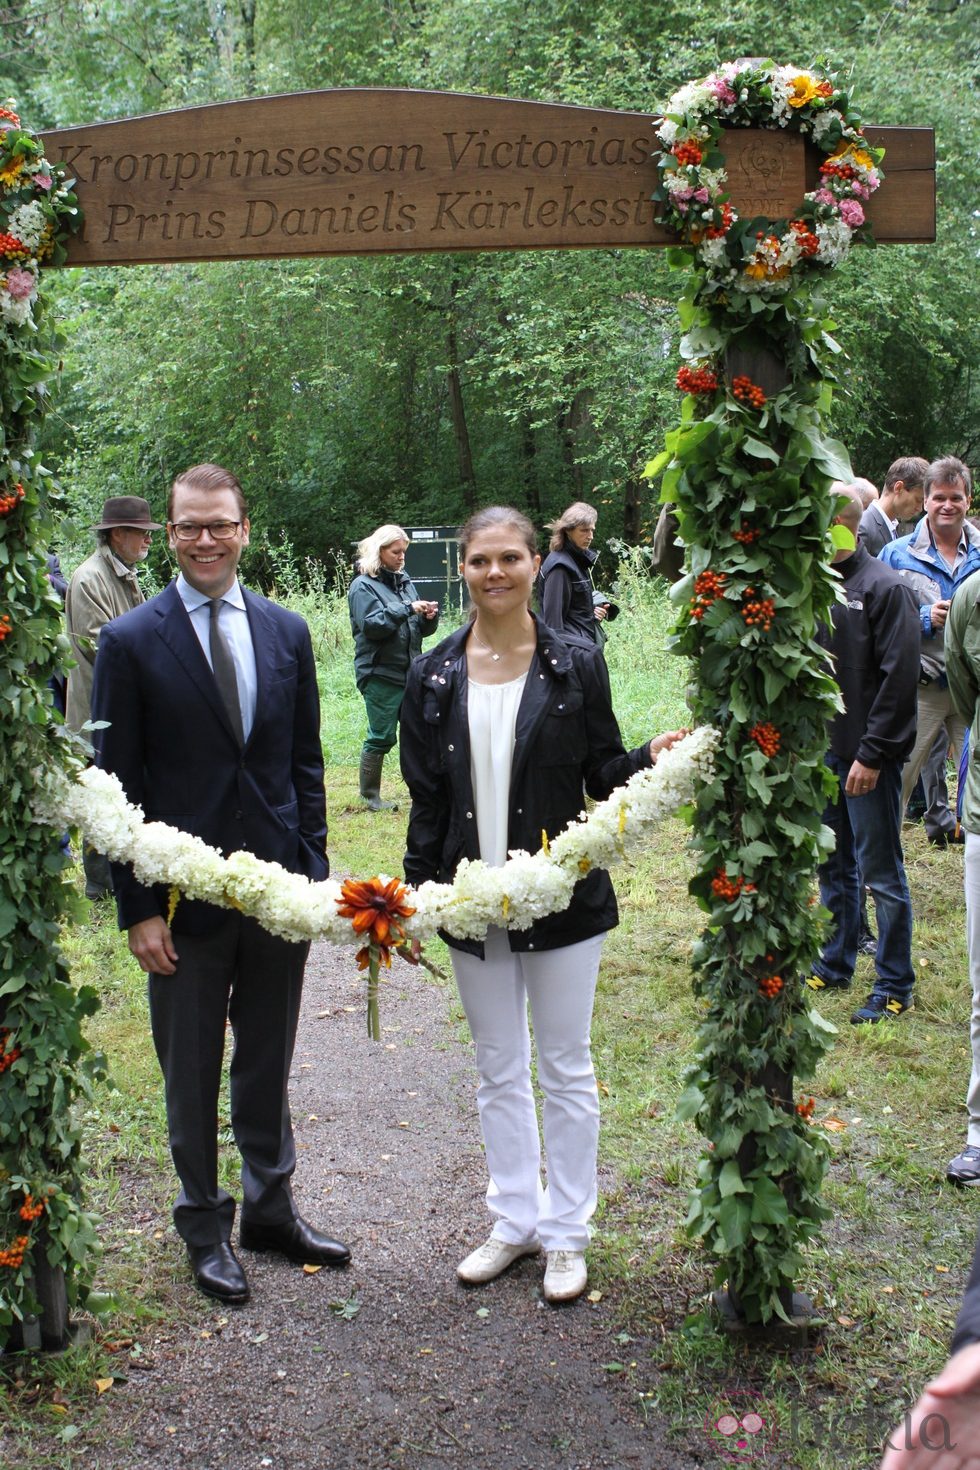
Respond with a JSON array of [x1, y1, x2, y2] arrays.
[[930, 598, 951, 631], [128, 916, 179, 975], [845, 759, 881, 797], [880, 1340, 980, 1468], [594, 603, 609, 622]]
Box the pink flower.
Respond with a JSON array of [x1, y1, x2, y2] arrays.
[[693, 187, 710, 203], [33, 173, 52, 191], [707, 77, 737, 105], [839, 199, 865, 228], [813, 188, 836, 207], [5, 267, 35, 299]]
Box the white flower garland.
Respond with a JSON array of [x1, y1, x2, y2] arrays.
[[36, 728, 719, 945]]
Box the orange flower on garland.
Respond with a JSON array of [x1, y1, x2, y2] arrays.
[[336, 876, 416, 1039], [0, 1026, 20, 1071]]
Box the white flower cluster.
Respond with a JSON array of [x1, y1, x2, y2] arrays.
[[8, 200, 44, 249], [38, 729, 720, 948]]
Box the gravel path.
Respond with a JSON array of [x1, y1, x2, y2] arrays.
[[61, 943, 706, 1470]]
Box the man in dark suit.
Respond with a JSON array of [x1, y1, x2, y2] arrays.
[[858, 456, 928, 556], [92, 463, 349, 1305]]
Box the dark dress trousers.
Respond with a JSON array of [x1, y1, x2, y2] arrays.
[[91, 580, 328, 1245]]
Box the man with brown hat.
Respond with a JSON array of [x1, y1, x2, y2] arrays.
[[65, 495, 162, 897]]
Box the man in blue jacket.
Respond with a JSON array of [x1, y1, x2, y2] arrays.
[[880, 457, 980, 846], [93, 463, 350, 1306]]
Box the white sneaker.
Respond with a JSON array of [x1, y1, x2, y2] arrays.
[[543, 1249, 587, 1303], [456, 1235, 540, 1284]]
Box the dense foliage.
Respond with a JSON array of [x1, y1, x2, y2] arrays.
[[0, 108, 98, 1346], [0, 0, 969, 572]]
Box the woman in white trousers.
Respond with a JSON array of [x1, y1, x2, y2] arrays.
[[400, 505, 681, 1303]]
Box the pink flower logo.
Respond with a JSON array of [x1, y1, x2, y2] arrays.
[[704, 1391, 778, 1460]]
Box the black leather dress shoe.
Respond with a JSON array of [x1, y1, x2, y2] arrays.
[[187, 1242, 250, 1305], [239, 1215, 351, 1268]]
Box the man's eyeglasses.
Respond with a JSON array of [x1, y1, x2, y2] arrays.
[[170, 521, 242, 541]]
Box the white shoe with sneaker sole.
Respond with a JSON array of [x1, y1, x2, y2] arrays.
[[543, 1249, 588, 1303], [456, 1235, 540, 1284]]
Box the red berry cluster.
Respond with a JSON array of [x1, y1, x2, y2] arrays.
[[0, 231, 29, 261], [0, 1234, 29, 1269], [749, 722, 781, 757], [732, 374, 767, 409], [758, 974, 784, 999], [0, 1027, 20, 1073], [741, 587, 775, 631], [706, 202, 733, 239], [711, 869, 756, 902], [790, 219, 820, 257], [0, 106, 21, 127], [820, 158, 857, 182], [0, 481, 23, 516], [676, 365, 718, 395], [732, 522, 759, 545], [689, 569, 726, 621], [673, 140, 703, 167], [796, 1096, 817, 1121], [19, 1193, 46, 1224]]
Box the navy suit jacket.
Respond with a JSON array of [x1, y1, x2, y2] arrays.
[[91, 580, 328, 935]]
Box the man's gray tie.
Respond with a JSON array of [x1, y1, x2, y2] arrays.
[[208, 598, 244, 746]]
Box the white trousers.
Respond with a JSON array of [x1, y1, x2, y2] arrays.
[[964, 835, 980, 1146], [452, 926, 604, 1253]]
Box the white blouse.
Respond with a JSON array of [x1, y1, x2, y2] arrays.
[[468, 673, 528, 868]]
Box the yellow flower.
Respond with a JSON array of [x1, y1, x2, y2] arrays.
[[743, 261, 769, 280], [0, 158, 23, 186], [787, 74, 820, 108]]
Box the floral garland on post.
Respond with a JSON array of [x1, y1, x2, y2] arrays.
[[645, 62, 884, 1326], [0, 104, 92, 1349]]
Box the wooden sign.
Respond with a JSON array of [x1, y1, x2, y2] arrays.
[[39, 89, 935, 267]]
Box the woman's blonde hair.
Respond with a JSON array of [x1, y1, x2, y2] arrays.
[[545, 500, 597, 552], [356, 524, 409, 576]]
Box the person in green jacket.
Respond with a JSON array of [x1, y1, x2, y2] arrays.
[[348, 524, 439, 810]]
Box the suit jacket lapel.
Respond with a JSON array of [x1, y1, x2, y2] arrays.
[[242, 589, 279, 748]]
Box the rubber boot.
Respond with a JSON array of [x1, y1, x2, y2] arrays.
[[359, 751, 397, 812]]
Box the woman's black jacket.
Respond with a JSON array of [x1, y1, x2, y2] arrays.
[[399, 617, 652, 957], [538, 544, 600, 646]]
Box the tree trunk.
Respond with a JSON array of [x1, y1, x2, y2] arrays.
[[520, 413, 539, 517], [447, 276, 478, 510]]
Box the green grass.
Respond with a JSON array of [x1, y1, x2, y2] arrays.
[[4, 561, 977, 1469]]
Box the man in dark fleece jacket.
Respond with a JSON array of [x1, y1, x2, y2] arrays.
[[880, 1229, 980, 1466], [806, 486, 921, 1024]]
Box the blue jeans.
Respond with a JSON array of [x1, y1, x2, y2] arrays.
[[814, 755, 915, 1001]]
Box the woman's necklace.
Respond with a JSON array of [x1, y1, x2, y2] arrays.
[[469, 626, 502, 661]]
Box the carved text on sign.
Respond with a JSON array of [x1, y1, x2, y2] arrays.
[[39, 89, 934, 265]]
